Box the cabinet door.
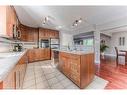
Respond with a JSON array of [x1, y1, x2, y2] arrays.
[[45, 29, 50, 38], [18, 54, 27, 89], [28, 49, 35, 63], [3, 70, 15, 89], [39, 28, 45, 39], [40, 49, 45, 60], [62, 57, 69, 76], [55, 31, 59, 38], [70, 55, 80, 85], [15, 67, 20, 89], [44, 48, 50, 60], [27, 29, 38, 42], [35, 49, 41, 61], [59, 52, 70, 76], [6, 6, 17, 37], [19, 25, 27, 41]]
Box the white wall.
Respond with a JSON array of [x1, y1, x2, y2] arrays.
[[59, 31, 73, 47], [110, 31, 127, 55], [94, 30, 100, 64]]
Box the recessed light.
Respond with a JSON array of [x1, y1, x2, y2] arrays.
[[78, 18, 82, 23], [55, 26, 62, 29], [58, 26, 62, 28], [74, 23, 78, 26]]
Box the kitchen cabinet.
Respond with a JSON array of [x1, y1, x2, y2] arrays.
[[2, 69, 15, 89], [39, 28, 59, 39], [19, 24, 38, 42], [0, 52, 28, 89], [39, 28, 46, 39], [0, 6, 18, 37], [59, 52, 70, 77], [27, 28, 38, 42], [53, 31, 59, 38], [28, 48, 51, 63], [28, 49, 35, 62], [69, 54, 80, 86], [59, 51, 95, 89], [6, 6, 17, 37], [44, 48, 51, 60], [18, 24, 27, 41], [16, 52, 27, 89]]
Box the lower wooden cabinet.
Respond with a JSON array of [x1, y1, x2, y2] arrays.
[[28, 48, 51, 63], [0, 52, 28, 89], [15, 52, 27, 89], [2, 69, 15, 89], [59, 52, 95, 89], [44, 48, 51, 60]]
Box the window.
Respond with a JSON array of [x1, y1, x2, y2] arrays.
[[83, 39, 93, 46], [119, 37, 125, 46]]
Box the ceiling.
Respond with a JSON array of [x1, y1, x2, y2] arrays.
[[14, 6, 127, 35]]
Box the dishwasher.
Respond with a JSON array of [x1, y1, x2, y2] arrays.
[[52, 50, 59, 64]]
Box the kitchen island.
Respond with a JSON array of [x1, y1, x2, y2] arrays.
[[58, 50, 95, 89]]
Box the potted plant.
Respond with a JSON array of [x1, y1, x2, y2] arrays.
[[100, 40, 109, 58]]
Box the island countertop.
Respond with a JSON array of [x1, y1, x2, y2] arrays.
[[0, 50, 27, 82], [52, 49, 94, 55]]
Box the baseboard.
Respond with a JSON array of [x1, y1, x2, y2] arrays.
[[104, 53, 116, 57]]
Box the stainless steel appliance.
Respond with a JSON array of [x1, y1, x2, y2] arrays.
[[52, 50, 59, 64], [40, 39, 50, 48], [50, 38, 59, 49], [50, 39, 59, 44]]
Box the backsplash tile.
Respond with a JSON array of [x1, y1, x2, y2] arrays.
[[0, 37, 12, 52]]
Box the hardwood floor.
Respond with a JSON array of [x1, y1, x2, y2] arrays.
[[95, 56, 127, 89]]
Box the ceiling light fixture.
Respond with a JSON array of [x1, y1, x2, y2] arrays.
[[78, 18, 82, 23], [58, 26, 62, 29], [42, 16, 49, 25], [72, 18, 82, 27]]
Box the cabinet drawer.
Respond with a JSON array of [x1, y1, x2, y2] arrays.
[[70, 54, 80, 59], [70, 64, 80, 74], [70, 73, 80, 86]]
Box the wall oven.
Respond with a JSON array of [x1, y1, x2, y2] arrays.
[[40, 39, 50, 48], [50, 38, 59, 49]]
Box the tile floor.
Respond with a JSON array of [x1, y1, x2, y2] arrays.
[[22, 60, 108, 89]]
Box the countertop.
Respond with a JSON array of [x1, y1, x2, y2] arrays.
[[0, 50, 27, 82], [52, 49, 94, 55]]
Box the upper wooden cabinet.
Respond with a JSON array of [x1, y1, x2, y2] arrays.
[[19, 24, 38, 42], [0, 6, 18, 37], [39, 28, 59, 39], [27, 28, 38, 42]]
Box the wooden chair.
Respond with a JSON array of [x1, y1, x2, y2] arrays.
[[115, 47, 126, 66]]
